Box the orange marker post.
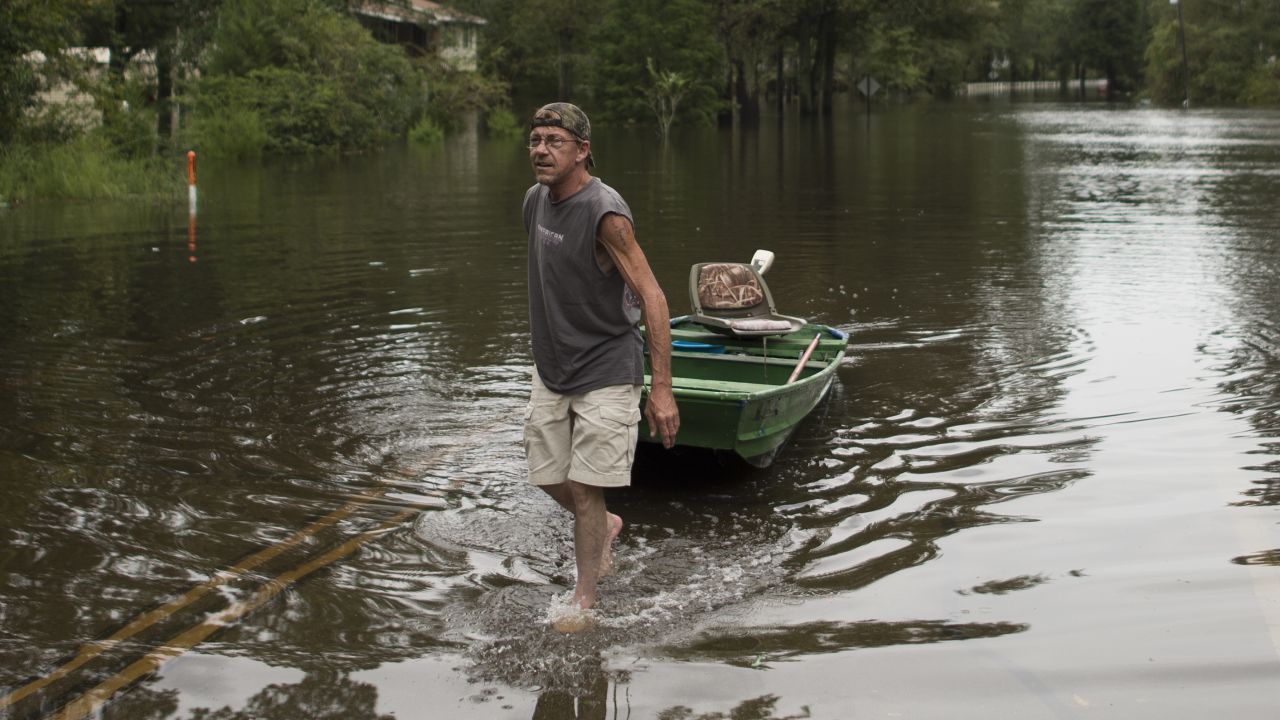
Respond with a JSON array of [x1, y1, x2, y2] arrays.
[[187, 151, 198, 262], [186, 151, 197, 215]]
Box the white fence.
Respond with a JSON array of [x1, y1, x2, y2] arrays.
[[961, 79, 1109, 96]]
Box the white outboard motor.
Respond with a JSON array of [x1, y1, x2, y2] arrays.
[[750, 249, 775, 276]]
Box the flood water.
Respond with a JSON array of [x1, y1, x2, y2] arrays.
[[2, 100, 1280, 719]]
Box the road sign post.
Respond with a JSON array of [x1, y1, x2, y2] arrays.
[[857, 76, 880, 130]]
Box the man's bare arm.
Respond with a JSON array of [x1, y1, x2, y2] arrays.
[[597, 213, 679, 448]]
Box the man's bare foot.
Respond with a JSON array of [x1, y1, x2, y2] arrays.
[[599, 512, 623, 577], [550, 610, 597, 633], [549, 594, 598, 633]]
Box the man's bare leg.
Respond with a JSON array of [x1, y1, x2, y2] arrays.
[[537, 482, 625, 608], [599, 512, 623, 577], [539, 483, 623, 579], [566, 481, 608, 609]]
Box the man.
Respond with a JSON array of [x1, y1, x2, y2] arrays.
[[522, 102, 679, 625]]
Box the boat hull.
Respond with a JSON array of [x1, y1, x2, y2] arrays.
[[639, 319, 848, 466]]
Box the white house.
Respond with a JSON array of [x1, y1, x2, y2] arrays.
[[353, 0, 486, 71]]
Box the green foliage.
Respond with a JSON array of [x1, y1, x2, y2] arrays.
[[187, 107, 269, 159], [0, 0, 88, 145], [593, 0, 723, 126], [1063, 0, 1144, 91], [195, 68, 369, 154], [193, 0, 417, 154], [1196, 22, 1256, 104], [418, 56, 511, 131], [987, 0, 1066, 81], [484, 107, 524, 137], [409, 117, 446, 145], [1242, 62, 1280, 106], [645, 58, 691, 138], [1143, 0, 1280, 106], [1142, 18, 1184, 104], [0, 131, 181, 202], [865, 26, 927, 93], [451, 0, 604, 100], [0, 56, 41, 146], [94, 77, 160, 159], [867, 0, 999, 95]]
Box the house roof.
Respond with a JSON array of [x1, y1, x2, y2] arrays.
[[354, 0, 486, 26]]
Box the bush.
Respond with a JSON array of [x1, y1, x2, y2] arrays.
[[96, 79, 157, 160], [193, 0, 418, 154], [417, 56, 510, 131], [187, 106, 268, 159], [0, 132, 181, 201], [1242, 62, 1280, 107], [485, 107, 524, 138], [408, 117, 445, 145], [194, 68, 370, 153]]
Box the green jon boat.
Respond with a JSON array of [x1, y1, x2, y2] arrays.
[[639, 251, 849, 467]]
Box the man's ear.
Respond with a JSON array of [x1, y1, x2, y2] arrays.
[[578, 140, 591, 166]]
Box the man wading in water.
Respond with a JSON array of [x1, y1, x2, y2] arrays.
[[521, 102, 679, 631]]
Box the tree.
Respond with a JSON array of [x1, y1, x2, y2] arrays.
[[988, 0, 1067, 82], [514, 0, 601, 100], [889, 0, 1000, 96], [76, 0, 227, 146], [709, 0, 795, 124], [0, 0, 86, 144], [592, 0, 723, 127], [448, 0, 604, 103], [645, 57, 690, 138], [1060, 0, 1144, 94], [191, 0, 418, 154], [1144, 0, 1280, 106]]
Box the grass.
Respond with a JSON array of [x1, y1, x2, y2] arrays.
[[0, 133, 183, 203]]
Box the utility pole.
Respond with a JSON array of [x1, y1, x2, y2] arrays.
[[1172, 0, 1190, 108]]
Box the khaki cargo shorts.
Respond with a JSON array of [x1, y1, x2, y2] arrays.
[[524, 369, 643, 488]]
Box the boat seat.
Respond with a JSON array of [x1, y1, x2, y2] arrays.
[[687, 262, 806, 337]]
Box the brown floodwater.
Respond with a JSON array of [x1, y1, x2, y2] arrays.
[[2, 100, 1279, 719]]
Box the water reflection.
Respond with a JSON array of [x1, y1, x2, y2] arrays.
[[531, 673, 611, 720], [670, 619, 1029, 665], [105, 672, 393, 720], [655, 695, 811, 720]]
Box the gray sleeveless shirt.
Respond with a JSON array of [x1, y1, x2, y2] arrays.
[[524, 178, 643, 395]]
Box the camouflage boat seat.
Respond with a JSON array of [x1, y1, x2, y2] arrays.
[[687, 262, 806, 337]]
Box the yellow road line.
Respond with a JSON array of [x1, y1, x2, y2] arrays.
[[3, 423, 502, 714], [48, 506, 417, 720], [0, 454, 436, 712]]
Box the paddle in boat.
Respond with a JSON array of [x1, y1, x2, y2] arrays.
[[639, 250, 849, 467]]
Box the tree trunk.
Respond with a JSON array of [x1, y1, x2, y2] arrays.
[[155, 40, 174, 146], [719, 61, 735, 126], [557, 32, 573, 100], [819, 15, 836, 115], [735, 58, 758, 125], [775, 44, 785, 115], [108, 3, 133, 81], [797, 37, 814, 114]]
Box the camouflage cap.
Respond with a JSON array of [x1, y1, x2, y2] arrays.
[[531, 102, 595, 167]]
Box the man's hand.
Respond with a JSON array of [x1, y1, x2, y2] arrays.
[[645, 385, 679, 449]]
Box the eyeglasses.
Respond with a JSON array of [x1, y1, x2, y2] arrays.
[[527, 134, 578, 150]]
